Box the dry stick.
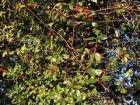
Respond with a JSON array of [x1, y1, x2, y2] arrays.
[[20, 0, 75, 53], [72, 26, 75, 45]]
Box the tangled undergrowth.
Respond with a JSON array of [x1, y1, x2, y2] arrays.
[[0, 0, 140, 105]]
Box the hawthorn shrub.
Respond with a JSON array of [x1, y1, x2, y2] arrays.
[[0, 0, 140, 105]]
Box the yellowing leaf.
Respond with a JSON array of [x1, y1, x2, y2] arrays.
[[69, 4, 73, 10], [0, 11, 5, 17], [124, 54, 129, 58], [21, 44, 26, 54], [94, 53, 101, 62], [95, 29, 101, 36], [120, 88, 127, 94], [123, 56, 128, 63], [124, 69, 133, 78], [16, 3, 25, 11], [124, 57, 128, 62]]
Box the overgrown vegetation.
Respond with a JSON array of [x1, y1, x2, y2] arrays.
[[0, 0, 140, 105]]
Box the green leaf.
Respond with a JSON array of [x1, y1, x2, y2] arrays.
[[116, 9, 125, 16], [89, 12, 96, 16], [101, 76, 112, 81], [98, 34, 107, 40], [87, 68, 102, 76], [85, 78, 96, 84], [87, 68, 94, 76], [76, 13, 83, 19], [95, 29, 101, 36], [69, 4, 73, 10], [88, 41, 95, 45], [121, 24, 127, 31], [91, 88, 97, 96], [89, 54, 95, 64], [52, 13, 58, 21], [60, 16, 66, 22], [85, 37, 96, 41]]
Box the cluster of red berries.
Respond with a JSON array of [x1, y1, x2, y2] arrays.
[[72, 5, 93, 21]]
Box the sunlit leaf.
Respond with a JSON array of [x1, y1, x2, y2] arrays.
[[63, 80, 72, 86], [78, 2, 83, 6], [94, 53, 101, 62], [76, 90, 81, 97], [92, 22, 97, 27], [2, 51, 8, 57], [91, 0, 98, 3]]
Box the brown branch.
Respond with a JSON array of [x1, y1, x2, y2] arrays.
[[20, 0, 75, 53]]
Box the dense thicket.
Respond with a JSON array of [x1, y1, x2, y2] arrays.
[[0, 0, 140, 105]]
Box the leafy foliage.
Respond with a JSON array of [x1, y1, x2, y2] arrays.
[[0, 0, 140, 105]]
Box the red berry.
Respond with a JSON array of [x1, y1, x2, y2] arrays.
[[119, 53, 124, 59], [28, 4, 33, 9], [0, 66, 7, 73], [73, 5, 79, 14]]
